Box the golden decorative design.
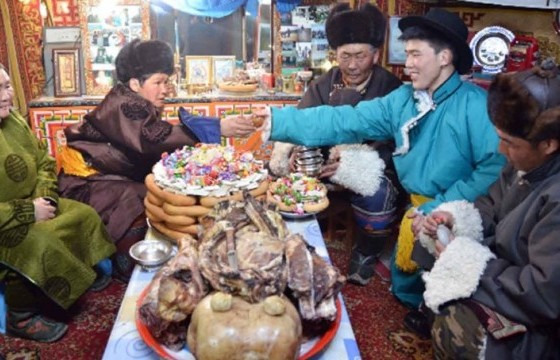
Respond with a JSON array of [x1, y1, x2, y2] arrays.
[[0, 0, 45, 114]]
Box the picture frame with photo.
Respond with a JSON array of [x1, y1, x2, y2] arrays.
[[79, 0, 149, 95], [212, 56, 235, 84], [185, 56, 212, 85], [53, 48, 81, 97], [388, 16, 407, 65]]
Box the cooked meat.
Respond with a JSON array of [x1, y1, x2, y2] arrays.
[[285, 233, 346, 321], [198, 220, 287, 303], [140, 192, 345, 351], [138, 236, 208, 349]]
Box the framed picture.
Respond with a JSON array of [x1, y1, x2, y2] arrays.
[[212, 56, 235, 84], [53, 48, 81, 97], [388, 16, 407, 65], [78, 0, 150, 95], [185, 56, 212, 85]]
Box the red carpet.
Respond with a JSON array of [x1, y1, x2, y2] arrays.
[[0, 281, 126, 360], [0, 242, 432, 360], [325, 238, 433, 360]]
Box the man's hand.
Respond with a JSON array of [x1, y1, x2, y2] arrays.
[[319, 147, 340, 178], [251, 107, 270, 130], [33, 197, 56, 222], [319, 160, 339, 178], [221, 115, 256, 138], [407, 211, 426, 238], [422, 211, 454, 239], [288, 149, 298, 173]]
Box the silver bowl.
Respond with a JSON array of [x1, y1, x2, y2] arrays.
[[295, 146, 322, 159], [129, 239, 174, 271], [296, 163, 322, 177], [295, 157, 323, 166]]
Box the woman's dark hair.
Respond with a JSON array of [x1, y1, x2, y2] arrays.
[[399, 25, 459, 69]]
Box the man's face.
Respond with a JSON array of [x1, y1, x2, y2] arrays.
[[336, 43, 378, 87], [0, 68, 14, 119], [404, 39, 449, 93], [496, 128, 554, 172], [131, 73, 170, 108]]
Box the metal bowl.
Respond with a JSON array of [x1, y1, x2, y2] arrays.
[[129, 239, 174, 271], [295, 157, 323, 166], [296, 146, 322, 159], [296, 163, 322, 177]]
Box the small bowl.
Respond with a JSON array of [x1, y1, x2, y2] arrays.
[[296, 164, 322, 177], [129, 239, 174, 271], [295, 157, 323, 166]]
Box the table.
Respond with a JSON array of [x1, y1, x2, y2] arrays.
[[102, 218, 360, 360]]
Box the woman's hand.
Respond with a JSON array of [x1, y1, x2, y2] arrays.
[[220, 115, 256, 138], [33, 197, 56, 222]]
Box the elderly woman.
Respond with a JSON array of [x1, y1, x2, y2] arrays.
[[58, 39, 256, 281], [0, 63, 116, 342], [418, 62, 560, 359]]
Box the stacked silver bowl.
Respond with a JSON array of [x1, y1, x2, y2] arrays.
[[294, 146, 323, 177]]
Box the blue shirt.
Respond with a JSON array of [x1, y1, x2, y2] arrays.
[[271, 72, 506, 213]]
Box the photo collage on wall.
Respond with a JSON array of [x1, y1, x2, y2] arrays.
[[280, 5, 330, 71]]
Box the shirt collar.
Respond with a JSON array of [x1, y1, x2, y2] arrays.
[[431, 71, 462, 105]]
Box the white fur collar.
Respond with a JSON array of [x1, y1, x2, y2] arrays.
[[393, 90, 434, 156]]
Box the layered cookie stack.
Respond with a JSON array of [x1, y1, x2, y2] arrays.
[[267, 173, 330, 215], [144, 144, 269, 240]]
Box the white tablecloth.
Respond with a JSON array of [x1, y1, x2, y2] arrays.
[[102, 218, 361, 360]]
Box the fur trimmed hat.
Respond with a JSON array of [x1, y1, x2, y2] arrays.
[[326, 3, 387, 49], [488, 60, 560, 142], [115, 39, 174, 83]]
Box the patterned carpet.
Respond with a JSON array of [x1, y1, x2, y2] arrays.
[[0, 281, 127, 360], [0, 238, 432, 360], [325, 238, 433, 360]]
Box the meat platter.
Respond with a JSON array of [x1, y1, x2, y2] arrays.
[[135, 192, 346, 359], [135, 287, 342, 360]]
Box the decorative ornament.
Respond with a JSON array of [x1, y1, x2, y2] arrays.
[[470, 26, 515, 74]]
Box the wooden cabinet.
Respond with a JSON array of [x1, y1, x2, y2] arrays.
[[28, 97, 299, 169]]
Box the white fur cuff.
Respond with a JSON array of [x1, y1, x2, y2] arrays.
[[423, 236, 495, 313], [269, 142, 295, 176], [259, 106, 272, 142], [438, 201, 484, 241], [418, 200, 484, 256], [329, 144, 385, 196]]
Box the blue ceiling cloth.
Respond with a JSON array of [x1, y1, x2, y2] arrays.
[[154, 0, 301, 18]]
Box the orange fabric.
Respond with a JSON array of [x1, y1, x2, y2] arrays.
[[58, 146, 98, 177]]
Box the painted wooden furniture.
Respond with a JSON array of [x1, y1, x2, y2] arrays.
[[28, 95, 300, 169]]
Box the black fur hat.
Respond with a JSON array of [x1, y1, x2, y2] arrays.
[[488, 60, 560, 142], [115, 39, 174, 83], [326, 3, 387, 49]]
